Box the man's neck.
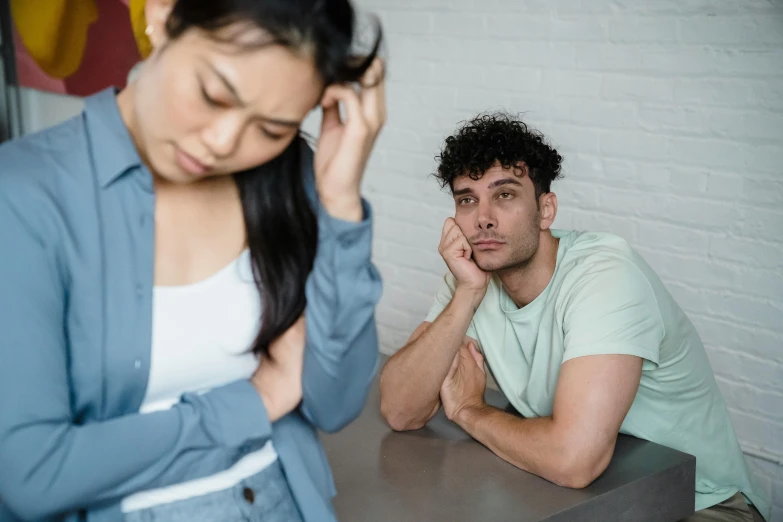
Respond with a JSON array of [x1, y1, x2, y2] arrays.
[[497, 231, 559, 309]]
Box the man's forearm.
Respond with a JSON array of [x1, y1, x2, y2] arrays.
[[380, 287, 480, 430], [456, 405, 611, 489]]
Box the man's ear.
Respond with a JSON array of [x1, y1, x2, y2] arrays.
[[539, 192, 558, 230]]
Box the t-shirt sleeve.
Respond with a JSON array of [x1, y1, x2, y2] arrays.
[[562, 258, 665, 370], [424, 273, 478, 340]]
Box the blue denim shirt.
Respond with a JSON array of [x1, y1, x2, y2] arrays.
[[0, 89, 382, 521]]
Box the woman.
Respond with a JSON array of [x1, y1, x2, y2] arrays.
[[0, 0, 385, 520]]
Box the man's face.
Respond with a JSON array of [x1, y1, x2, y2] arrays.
[[452, 162, 542, 272]]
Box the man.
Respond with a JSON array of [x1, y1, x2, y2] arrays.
[[379, 113, 769, 522]]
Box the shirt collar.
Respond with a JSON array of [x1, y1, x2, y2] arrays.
[[84, 88, 144, 189]]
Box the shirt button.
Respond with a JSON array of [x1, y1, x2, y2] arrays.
[[136, 284, 144, 298], [242, 487, 255, 504], [134, 359, 141, 370], [139, 214, 147, 227]]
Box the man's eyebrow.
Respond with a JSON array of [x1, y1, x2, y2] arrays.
[[453, 177, 524, 196], [453, 187, 474, 196], [487, 178, 524, 189], [205, 60, 301, 128]]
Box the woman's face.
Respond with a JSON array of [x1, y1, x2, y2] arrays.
[[130, 21, 324, 183]]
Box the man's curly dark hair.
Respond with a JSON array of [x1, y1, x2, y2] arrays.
[[435, 112, 563, 202]]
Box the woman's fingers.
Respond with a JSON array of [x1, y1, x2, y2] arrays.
[[269, 315, 307, 361], [359, 57, 386, 131], [321, 84, 368, 139], [320, 97, 342, 135], [320, 58, 385, 139]]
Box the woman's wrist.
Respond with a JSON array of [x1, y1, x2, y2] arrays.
[[320, 193, 363, 223], [251, 370, 284, 423]]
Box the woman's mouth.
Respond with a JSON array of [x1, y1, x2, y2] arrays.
[[175, 147, 210, 176]]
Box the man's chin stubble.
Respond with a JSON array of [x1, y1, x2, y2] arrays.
[[475, 253, 531, 274], [474, 256, 507, 273]]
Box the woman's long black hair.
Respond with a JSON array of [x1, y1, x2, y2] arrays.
[[164, 0, 382, 355]]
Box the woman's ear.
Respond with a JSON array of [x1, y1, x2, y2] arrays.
[[539, 192, 558, 230], [143, 0, 174, 50]]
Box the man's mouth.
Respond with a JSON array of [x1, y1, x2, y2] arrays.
[[473, 239, 505, 250]]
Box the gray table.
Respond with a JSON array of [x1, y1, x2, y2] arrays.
[[321, 378, 696, 522]]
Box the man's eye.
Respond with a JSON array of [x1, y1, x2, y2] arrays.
[[459, 197, 475, 204], [499, 192, 513, 199]]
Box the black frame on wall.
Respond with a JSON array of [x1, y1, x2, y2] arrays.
[[0, 0, 23, 142]]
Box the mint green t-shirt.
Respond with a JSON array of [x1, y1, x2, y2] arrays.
[[425, 230, 769, 519]]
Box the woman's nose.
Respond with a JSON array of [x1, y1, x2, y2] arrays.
[[203, 114, 244, 159]]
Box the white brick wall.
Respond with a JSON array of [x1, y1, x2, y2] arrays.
[[355, 0, 783, 518]]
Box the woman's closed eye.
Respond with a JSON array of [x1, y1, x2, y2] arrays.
[[259, 126, 286, 140], [200, 83, 229, 109]]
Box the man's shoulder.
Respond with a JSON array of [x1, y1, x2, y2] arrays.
[[561, 229, 635, 256], [555, 230, 664, 303], [560, 230, 646, 274]]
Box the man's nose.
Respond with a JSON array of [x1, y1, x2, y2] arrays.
[[477, 201, 497, 230]]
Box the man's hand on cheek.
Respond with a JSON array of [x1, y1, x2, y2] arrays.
[[438, 218, 491, 309], [440, 341, 487, 425]]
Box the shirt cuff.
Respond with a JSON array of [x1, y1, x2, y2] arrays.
[[317, 198, 373, 247], [562, 343, 660, 370], [181, 379, 272, 448]]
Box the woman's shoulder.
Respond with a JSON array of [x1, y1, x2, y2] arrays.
[[0, 115, 91, 195], [0, 116, 92, 237]]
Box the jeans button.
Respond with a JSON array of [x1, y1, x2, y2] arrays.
[[242, 487, 255, 504]]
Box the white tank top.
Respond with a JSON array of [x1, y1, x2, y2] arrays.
[[121, 249, 278, 512]]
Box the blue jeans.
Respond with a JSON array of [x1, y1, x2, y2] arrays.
[[123, 461, 303, 522]]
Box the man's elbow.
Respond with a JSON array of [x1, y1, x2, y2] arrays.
[[378, 389, 430, 431], [553, 468, 600, 489], [380, 403, 428, 432], [378, 372, 429, 431], [551, 449, 612, 489]]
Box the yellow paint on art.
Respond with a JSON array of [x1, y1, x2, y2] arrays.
[[11, 0, 99, 78], [130, 0, 152, 58]]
